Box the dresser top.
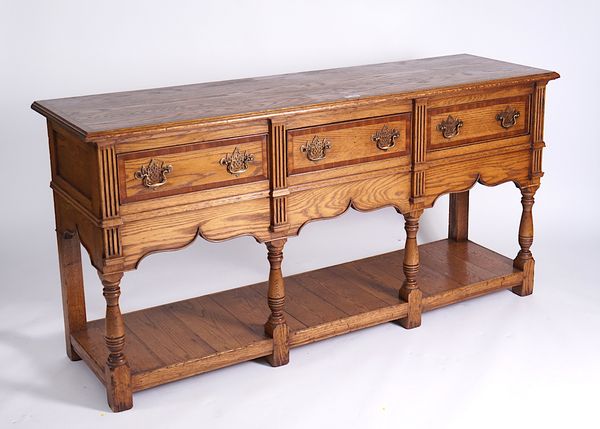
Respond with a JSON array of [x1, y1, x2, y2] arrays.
[[32, 54, 558, 138]]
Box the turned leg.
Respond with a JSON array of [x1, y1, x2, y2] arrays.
[[264, 239, 289, 367], [512, 187, 537, 296], [99, 272, 133, 412], [56, 229, 86, 361], [399, 211, 423, 329], [449, 191, 469, 241]]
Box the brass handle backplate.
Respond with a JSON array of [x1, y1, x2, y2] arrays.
[[437, 115, 463, 139], [496, 106, 520, 129], [219, 146, 255, 176], [301, 135, 331, 161], [134, 158, 173, 189], [372, 125, 400, 151]]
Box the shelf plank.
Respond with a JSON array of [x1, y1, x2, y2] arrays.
[[210, 285, 306, 337], [71, 239, 523, 392]]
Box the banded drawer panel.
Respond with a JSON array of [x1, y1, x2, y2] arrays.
[[287, 114, 411, 175], [117, 135, 268, 203], [428, 95, 530, 150]]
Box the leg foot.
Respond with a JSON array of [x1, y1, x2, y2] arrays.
[[399, 287, 422, 329], [106, 363, 133, 412], [512, 259, 535, 296], [265, 323, 289, 367]]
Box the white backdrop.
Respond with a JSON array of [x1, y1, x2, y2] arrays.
[[1, 1, 599, 428]]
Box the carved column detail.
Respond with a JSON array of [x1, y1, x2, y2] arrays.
[[103, 227, 122, 258], [269, 122, 290, 232], [530, 83, 546, 179], [99, 271, 132, 411], [272, 196, 287, 227], [532, 147, 543, 177], [532, 84, 546, 143], [99, 146, 123, 259], [264, 239, 289, 366], [411, 99, 428, 202], [100, 146, 120, 218], [399, 211, 423, 329]]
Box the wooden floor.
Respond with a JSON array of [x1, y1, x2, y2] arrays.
[[71, 239, 523, 391]]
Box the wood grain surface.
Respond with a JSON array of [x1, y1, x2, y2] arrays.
[[32, 54, 558, 137], [120, 197, 272, 269]]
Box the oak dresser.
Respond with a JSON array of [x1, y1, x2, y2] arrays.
[[32, 54, 559, 412]]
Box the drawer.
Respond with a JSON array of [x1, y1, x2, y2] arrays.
[[118, 135, 268, 203], [287, 114, 411, 175], [428, 95, 530, 150]]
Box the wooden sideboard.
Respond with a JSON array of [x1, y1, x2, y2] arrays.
[[32, 54, 559, 412]]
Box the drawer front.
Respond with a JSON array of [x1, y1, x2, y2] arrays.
[[118, 135, 268, 203], [287, 114, 411, 175], [428, 95, 530, 150]]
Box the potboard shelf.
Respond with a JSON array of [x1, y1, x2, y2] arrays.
[[71, 239, 523, 392]]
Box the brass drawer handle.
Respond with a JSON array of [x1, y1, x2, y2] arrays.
[[219, 146, 255, 176], [301, 135, 331, 161], [496, 106, 520, 129], [134, 159, 173, 189], [372, 125, 400, 151], [437, 115, 463, 139]]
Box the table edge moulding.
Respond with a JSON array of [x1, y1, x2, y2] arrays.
[[32, 54, 559, 412]]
